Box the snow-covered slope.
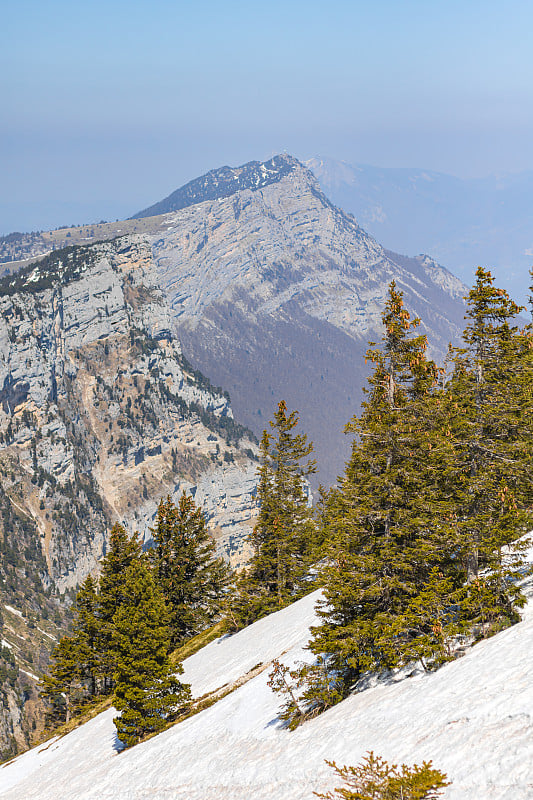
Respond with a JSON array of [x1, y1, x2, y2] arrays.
[[1, 582, 533, 799]]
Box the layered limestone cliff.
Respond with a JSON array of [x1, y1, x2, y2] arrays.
[[149, 155, 467, 486], [1, 155, 468, 490], [0, 236, 258, 757]]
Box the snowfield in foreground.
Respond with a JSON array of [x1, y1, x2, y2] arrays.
[[1, 580, 532, 800]]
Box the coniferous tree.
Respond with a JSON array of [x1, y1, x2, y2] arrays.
[[229, 401, 316, 628], [307, 283, 449, 699], [70, 574, 102, 697], [444, 268, 532, 624], [113, 559, 190, 748], [316, 751, 449, 800], [40, 575, 101, 722], [149, 492, 229, 648], [304, 276, 531, 717], [98, 523, 142, 689], [40, 635, 78, 725]]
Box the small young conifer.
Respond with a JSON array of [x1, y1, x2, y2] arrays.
[[315, 751, 449, 800]]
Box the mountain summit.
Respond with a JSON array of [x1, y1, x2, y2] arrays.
[[148, 154, 467, 485], [0, 155, 468, 488], [130, 154, 301, 219]]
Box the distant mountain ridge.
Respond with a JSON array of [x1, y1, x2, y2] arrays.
[[0, 154, 469, 489], [306, 156, 533, 303], [130, 154, 300, 219]]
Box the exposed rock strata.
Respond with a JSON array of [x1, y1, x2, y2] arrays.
[[0, 236, 258, 757], [150, 156, 467, 485]]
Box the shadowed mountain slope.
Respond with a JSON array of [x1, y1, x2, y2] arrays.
[[149, 155, 467, 487]]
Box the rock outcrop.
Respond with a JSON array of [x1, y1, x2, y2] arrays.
[[0, 236, 258, 757]]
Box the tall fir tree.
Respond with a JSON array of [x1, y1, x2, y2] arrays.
[[228, 401, 316, 629], [307, 283, 460, 702], [113, 559, 190, 748], [98, 523, 142, 690], [304, 276, 531, 717], [149, 492, 229, 648], [445, 268, 532, 621]]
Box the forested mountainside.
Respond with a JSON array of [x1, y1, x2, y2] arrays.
[[0, 236, 258, 757], [8, 265, 528, 797]]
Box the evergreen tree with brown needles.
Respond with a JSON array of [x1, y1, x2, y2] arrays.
[[315, 751, 449, 800]]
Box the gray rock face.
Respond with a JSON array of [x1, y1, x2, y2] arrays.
[[0, 234, 260, 758], [150, 157, 467, 486], [0, 236, 258, 589]]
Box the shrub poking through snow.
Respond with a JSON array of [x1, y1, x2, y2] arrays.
[[315, 751, 450, 799], [267, 659, 306, 730]]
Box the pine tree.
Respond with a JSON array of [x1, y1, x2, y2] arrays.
[[149, 493, 229, 648], [229, 401, 316, 628], [70, 574, 102, 697], [98, 523, 142, 689], [306, 275, 531, 715], [316, 751, 449, 800], [40, 575, 101, 723], [40, 636, 79, 725], [112, 559, 190, 748], [445, 268, 532, 628], [308, 283, 449, 698]]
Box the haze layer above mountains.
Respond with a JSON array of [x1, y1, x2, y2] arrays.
[[307, 156, 532, 304]]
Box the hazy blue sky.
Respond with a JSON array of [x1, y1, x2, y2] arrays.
[[2, 0, 533, 233]]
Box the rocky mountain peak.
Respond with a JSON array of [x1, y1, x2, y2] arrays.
[[130, 154, 302, 220]]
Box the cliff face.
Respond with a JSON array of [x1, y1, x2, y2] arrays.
[[149, 156, 467, 486], [0, 236, 258, 757]]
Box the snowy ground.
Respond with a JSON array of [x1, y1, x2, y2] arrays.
[[1, 579, 532, 799]]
